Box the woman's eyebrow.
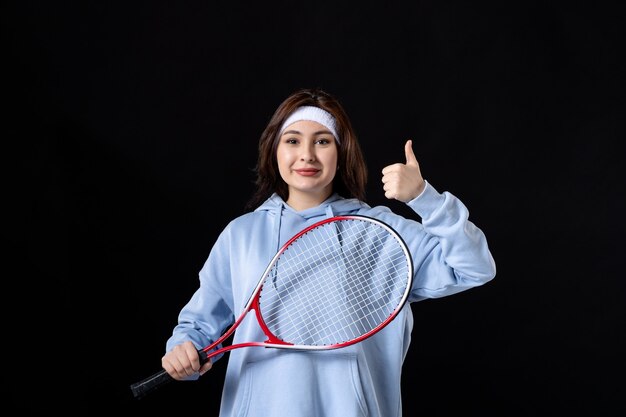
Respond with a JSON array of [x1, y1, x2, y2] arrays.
[[281, 129, 332, 136]]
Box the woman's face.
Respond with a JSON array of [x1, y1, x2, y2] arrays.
[[277, 120, 339, 209]]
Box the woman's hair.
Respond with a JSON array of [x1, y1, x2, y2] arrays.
[[246, 88, 368, 210]]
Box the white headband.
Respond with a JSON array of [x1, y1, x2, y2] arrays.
[[279, 106, 340, 144]]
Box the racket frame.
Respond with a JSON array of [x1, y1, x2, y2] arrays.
[[130, 214, 413, 399]]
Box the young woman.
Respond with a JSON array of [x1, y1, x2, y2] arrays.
[[161, 88, 496, 417]]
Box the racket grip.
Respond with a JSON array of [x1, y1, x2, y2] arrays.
[[130, 349, 209, 399], [130, 368, 174, 399]]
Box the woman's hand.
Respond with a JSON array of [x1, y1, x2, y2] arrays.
[[161, 341, 213, 380], [381, 140, 425, 202]]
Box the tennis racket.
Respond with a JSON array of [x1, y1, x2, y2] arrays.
[[130, 214, 413, 399]]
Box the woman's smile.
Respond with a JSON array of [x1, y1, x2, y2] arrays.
[[294, 168, 321, 176]]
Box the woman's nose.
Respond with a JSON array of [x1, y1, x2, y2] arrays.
[[300, 147, 315, 162]]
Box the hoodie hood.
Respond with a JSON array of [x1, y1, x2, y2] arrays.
[[254, 193, 369, 252]]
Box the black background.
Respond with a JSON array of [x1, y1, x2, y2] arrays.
[[6, 1, 625, 415]]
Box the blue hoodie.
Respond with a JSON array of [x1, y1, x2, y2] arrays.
[[166, 181, 496, 417]]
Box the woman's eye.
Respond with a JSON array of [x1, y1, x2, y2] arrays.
[[285, 138, 298, 144], [316, 138, 331, 145]]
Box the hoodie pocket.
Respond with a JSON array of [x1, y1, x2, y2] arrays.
[[235, 350, 368, 417]]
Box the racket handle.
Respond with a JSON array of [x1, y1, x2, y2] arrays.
[[130, 368, 173, 399], [130, 349, 209, 399]]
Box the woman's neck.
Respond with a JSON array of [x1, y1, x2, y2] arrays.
[[286, 189, 333, 211]]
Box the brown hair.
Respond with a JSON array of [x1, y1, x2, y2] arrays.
[[246, 88, 368, 210]]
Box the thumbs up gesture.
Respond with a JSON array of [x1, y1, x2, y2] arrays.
[[381, 140, 425, 202]]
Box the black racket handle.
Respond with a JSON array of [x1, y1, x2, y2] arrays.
[[130, 349, 209, 399], [130, 368, 173, 399]]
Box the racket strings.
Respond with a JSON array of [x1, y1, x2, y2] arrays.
[[274, 234, 403, 344], [259, 218, 410, 346]]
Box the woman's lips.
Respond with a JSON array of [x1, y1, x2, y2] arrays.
[[294, 169, 320, 176]]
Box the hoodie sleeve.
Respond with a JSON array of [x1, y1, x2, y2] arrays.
[[401, 180, 497, 301], [165, 225, 236, 362]]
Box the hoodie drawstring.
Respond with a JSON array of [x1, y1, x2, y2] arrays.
[[274, 204, 284, 253], [325, 205, 335, 218]]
